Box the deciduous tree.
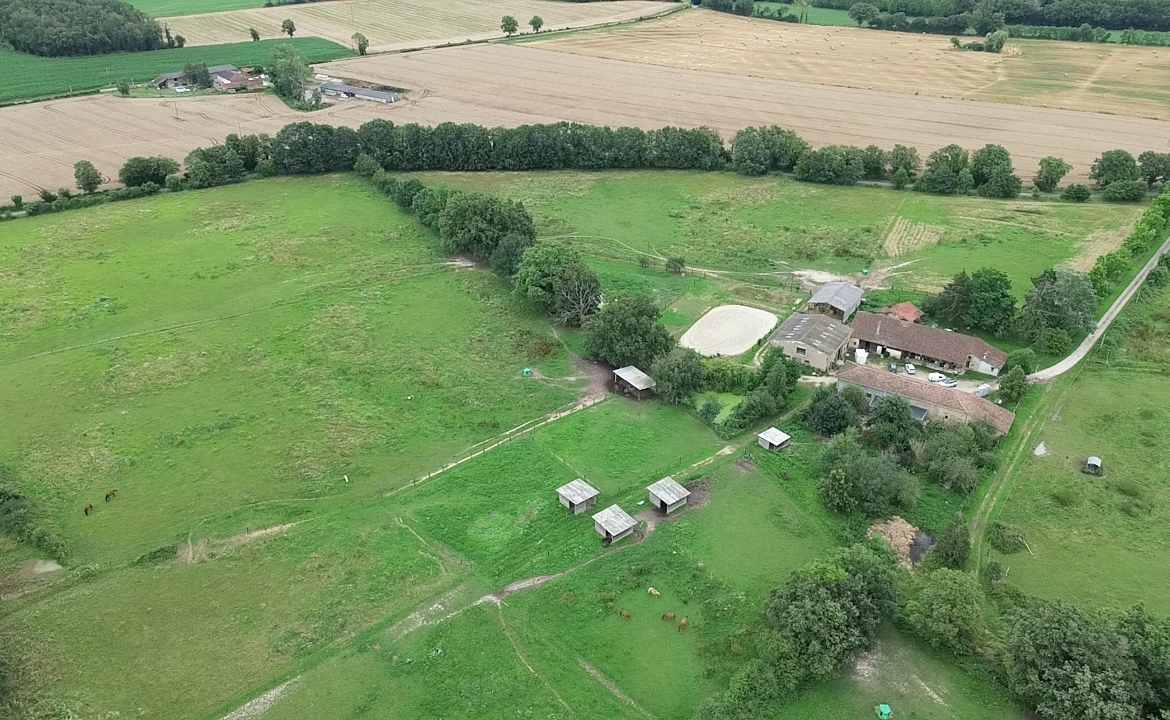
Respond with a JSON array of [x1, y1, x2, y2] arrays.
[[501, 15, 518, 36], [250, 27, 260, 41], [966, 267, 1015, 335], [352, 32, 368, 55], [118, 156, 179, 187], [73, 160, 102, 194], [584, 291, 673, 369], [997, 365, 1029, 403], [928, 517, 970, 570], [652, 349, 706, 404], [907, 569, 985, 655], [281, 19, 296, 37], [1090, 149, 1140, 188], [116, 78, 130, 96], [848, 2, 880, 26], [529, 15, 543, 32], [1033, 156, 1071, 192]]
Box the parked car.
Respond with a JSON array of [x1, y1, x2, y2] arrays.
[[905, 364, 917, 375], [927, 372, 946, 383], [940, 379, 958, 388], [888, 363, 898, 373]]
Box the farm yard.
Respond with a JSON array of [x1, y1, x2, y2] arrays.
[[0, 39, 350, 106], [0, 172, 1048, 719], [159, 0, 674, 53], [533, 10, 1170, 123]]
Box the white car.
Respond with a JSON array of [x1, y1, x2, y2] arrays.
[[940, 379, 958, 388], [904, 364, 917, 375], [927, 372, 947, 383]]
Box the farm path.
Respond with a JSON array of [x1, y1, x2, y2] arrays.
[[1030, 230, 1170, 382]]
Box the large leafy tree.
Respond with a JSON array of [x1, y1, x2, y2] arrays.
[[1018, 268, 1097, 342], [1138, 151, 1170, 188], [807, 387, 861, 437], [848, 2, 880, 25], [584, 291, 673, 369], [907, 569, 985, 655], [998, 365, 1030, 403], [269, 44, 317, 106], [651, 349, 706, 404], [1090, 149, 1141, 188], [73, 160, 102, 194], [867, 395, 923, 451], [966, 267, 1016, 335], [928, 517, 970, 570], [500, 15, 518, 35], [438, 193, 536, 263], [1034, 156, 1072, 192], [118, 156, 179, 187], [817, 430, 919, 517]]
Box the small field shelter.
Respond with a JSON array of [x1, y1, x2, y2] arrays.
[[593, 504, 637, 544], [614, 366, 655, 399], [557, 479, 599, 515], [647, 476, 691, 514], [758, 427, 791, 451]]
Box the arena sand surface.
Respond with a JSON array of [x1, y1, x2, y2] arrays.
[[679, 305, 779, 357], [535, 10, 1170, 122], [5, 41, 1170, 198], [161, 0, 672, 53]]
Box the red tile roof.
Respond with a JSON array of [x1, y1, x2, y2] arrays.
[[879, 302, 924, 323], [851, 312, 1008, 371], [836, 363, 1015, 435]]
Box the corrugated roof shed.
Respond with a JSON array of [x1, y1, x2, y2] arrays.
[[836, 363, 1015, 435], [321, 82, 398, 102], [769, 313, 852, 354], [758, 427, 791, 446], [647, 476, 690, 505], [614, 366, 655, 391], [592, 505, 637, 535], [809, 282, 864, 314], [557, 479, 599, 505]]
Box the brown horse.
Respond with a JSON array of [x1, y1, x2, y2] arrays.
[[678, 616, 689, 632], [619, 610, 631, 619], [105, 489, 118, 502], [662, 612, 676, 621], [84, 504, 93, 516]]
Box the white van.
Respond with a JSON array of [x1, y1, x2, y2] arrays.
[[927, 372, 947, 383]]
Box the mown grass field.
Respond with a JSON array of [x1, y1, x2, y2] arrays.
[[0, 38, 350, 105], [418, 171, 1141, 296], [128, 0, 259, 17], [0, 172, 1031, 719], [754, 2, 859, 26]]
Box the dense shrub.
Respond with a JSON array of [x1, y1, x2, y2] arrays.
[[907, 569, 986, 655], [119, 156, 180, 188], [793, 145, 865, 185], [1061, 183, 1091, 202], [817, 430, 919, 517], [1100, 178, 1148, 202]]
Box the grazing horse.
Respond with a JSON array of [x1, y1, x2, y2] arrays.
[[619, 610, 631, 619], [678, 616, 689, 632], [648, 587, 660, 598], [84, 504, 93, 516], [662, 612, 676, 621], [105, 489, 118, 502]]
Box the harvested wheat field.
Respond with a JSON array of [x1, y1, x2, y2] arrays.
[[162, 0, 673, 52], [320, 44, 1170, 179], [535, 10, 1170, 122]]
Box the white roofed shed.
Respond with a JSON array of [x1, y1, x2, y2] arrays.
[[557, 479, 599, 515], [593, 504, 637, 543], [647, 476, 691, 514], [758, 427, 791, 451]]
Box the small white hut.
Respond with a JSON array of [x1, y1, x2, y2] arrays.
[[757, 427, 791, 451], [557, 479, 599, 515], [647, 476, 691, 515], [592, 504, 637, 544]]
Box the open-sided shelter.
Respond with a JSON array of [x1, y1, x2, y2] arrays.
[[592, 504, 637, 543], [647, 476, 691, 514], [758, 427, 791, 451], [614, 365, 655, 399], [557, 479, 599, 515], [807, 281, 864, 322]]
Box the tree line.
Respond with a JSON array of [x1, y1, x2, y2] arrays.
[[0, 0, 165, 57], [771, 0, 1170, 31]]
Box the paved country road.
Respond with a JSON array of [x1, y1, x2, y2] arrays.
[[1030, 231, 1170, 383]]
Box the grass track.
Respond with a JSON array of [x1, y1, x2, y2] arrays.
[[0, 38, 351, 105]]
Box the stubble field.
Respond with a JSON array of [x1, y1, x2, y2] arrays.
[[160, 0, 674, 52], [535, 10, 1170, 122]]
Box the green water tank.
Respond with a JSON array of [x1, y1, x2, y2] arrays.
[[523, 368, 533, 377], [877, 703, 892, 719]]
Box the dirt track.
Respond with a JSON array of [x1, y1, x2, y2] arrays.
[[4, 41, 1170, 198]]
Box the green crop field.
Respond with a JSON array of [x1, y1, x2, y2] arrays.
[[0, 38, 351, 105], [128, 0, 260, 17], [418, 171, 1141, 297]]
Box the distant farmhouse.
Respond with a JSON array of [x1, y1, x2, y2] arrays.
[[837, 363, 1015, 435], [850, 311, 1007, 376], [150, 64, 264, 93], [768, 312, 851, 373], [806, 281, 864, 322]]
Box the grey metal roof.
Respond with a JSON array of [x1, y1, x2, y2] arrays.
[[1087, 456, 1102, 466], [758, 427, 790, 446], [321, 82, 398, 101], [769, 312, 852, 354], [557, 479, 599, 505], [647, 476, 690, 505], [809, 282, 864, 314], [592, 504, 637, 535], [153, 65, 239, 83], [614, 365, 655, 391]]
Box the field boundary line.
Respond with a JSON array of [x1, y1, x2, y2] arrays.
[[495, 604, 575, 713]]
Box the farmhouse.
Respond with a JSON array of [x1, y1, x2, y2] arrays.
[[758, 427, 791, 451], [768, 312, 852, 372], [321, 82, 398, 103], [875, 302, 924, 323], [836, 362, 1015, 435], [850, 311, 1008, 376], [149, 64, 264, 92], [807, 281, 864, 322], [593, 504, 637, 544], [647, 476, 690, 514], [556, 479, 599, 515], [614, 365, 655, 399]]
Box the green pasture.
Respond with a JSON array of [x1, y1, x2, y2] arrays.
[[0, 38, 351, 105], [754, 2, 859, 26], [993, 367, 1170, 614], [417, 171, 1141, 296], [128, 0, 260, 16]]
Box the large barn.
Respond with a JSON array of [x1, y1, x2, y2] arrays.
[[850, 312, 1008, 376]]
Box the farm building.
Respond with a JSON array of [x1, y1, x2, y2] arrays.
[[592, 504, 637, 544], [876, 302, 924, 323], [768, 312, 852, 372], [321, 82, 398, 103], [556, 479, 599, 515], [807, 281, 864, 322], [758, 427, 791, 451], [836, 363, 1015, 435], [647, 476, 691, 514], [850, 311, 1008, 376], [149, 64, 262, 91], [614, 366, 655, 399]]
